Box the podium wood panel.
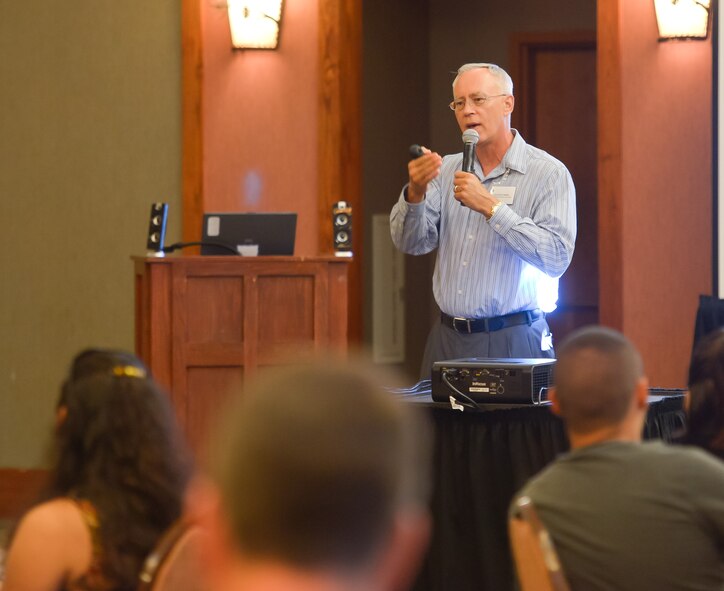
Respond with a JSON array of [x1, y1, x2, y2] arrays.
[[134, 256, 349, 449]]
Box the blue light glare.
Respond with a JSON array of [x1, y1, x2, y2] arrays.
[[521, 264, 559, 313], [243, 170, 263, 207]]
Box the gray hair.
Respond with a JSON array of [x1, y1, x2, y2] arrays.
[[453, 63, 514, 95]]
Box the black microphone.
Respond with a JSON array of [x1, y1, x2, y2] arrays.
[[409, 144, 424, 159], [462, 129, 479, 173]]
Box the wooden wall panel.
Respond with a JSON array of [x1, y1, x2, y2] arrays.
[[257, 276, 315, 343], [186, 366, 243, 455], [186, 277, 244, 344], [134, 259, 174, 392], [135, 256, 349, 450], [0, 469, 47, 520]]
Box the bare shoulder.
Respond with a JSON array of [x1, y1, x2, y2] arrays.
[[16, 498, 89, 541], [3, 499, 93, 591]]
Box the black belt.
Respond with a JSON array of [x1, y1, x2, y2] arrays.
[[441, 309, 543, 334]]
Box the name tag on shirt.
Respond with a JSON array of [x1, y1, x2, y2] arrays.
[[490, 186, 516, 204]]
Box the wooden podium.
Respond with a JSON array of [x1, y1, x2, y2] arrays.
[[133, 255, 350, 449]]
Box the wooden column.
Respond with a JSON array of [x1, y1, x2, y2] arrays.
[[181, 0, 204, 246], [597, 0, 624, 330], [318, 0, 363, 342]]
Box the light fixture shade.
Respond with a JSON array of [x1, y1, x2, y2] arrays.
[[228, 0, 284, 49], [654, 0, 711, 41]]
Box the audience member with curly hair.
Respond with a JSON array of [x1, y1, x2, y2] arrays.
[[3, 349, 192, 591], [686, 329, 724, 461]]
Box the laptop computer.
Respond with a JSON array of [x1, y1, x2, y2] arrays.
[[201, 212, 297, 256]]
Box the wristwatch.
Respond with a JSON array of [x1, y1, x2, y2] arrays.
[[488, 201, 502, 221]]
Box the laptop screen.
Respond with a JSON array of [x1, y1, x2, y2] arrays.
[[201, 212, 297, 256]]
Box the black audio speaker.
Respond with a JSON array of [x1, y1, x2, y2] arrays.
[[146, 202, 169, 256], [332, 200, 352, 257]]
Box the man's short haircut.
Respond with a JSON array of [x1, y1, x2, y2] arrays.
[[453, 63, 514, 95], [553, 326, 644, 433], [211, 359, 431, 572]]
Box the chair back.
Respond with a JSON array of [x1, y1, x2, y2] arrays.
[[509, 495, 571, 591], [137, 521, 206, 591]]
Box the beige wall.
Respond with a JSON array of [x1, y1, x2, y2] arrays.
[[0, 2, 183, 467]]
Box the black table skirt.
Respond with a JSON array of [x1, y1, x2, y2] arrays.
[[410, 396, 685, 591]]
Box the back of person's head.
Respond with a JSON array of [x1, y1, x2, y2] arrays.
[[209, 359, 431, 583], [686, 329, 724, 459], [57, 347, 146, 406], [552, 326, 645, 434], [49, 348, 192, 590], [53, 348, 190, 495]]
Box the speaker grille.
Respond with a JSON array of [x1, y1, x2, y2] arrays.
[[332, 200, 352, 255]]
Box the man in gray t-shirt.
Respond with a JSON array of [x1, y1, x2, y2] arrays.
[[513, 326, 724, 591]]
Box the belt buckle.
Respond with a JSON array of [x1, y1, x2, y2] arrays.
[[452, 317, 472, 334]]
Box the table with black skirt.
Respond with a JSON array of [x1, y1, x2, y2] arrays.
[[400, 389, 686, 591]]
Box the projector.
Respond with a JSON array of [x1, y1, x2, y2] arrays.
[[431, 358, 556, 405]]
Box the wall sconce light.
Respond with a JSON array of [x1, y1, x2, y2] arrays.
[[228, 0, 284, 49], [654, 0, 711, 41]]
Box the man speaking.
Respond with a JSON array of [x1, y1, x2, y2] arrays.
[[390, 62, 577, 378]]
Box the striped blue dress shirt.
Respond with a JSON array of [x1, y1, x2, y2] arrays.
[[390, 130, 576, 319]]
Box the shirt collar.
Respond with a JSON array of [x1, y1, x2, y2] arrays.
[[501, 129, 528, 175]]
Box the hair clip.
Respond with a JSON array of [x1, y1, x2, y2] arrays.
[[112, 365, 147, 379]]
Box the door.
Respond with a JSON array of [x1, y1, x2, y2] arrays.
[[511, 32, 598, 345]]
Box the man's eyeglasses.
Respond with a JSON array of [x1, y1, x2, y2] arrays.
[[449, 94, 507, 111]]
